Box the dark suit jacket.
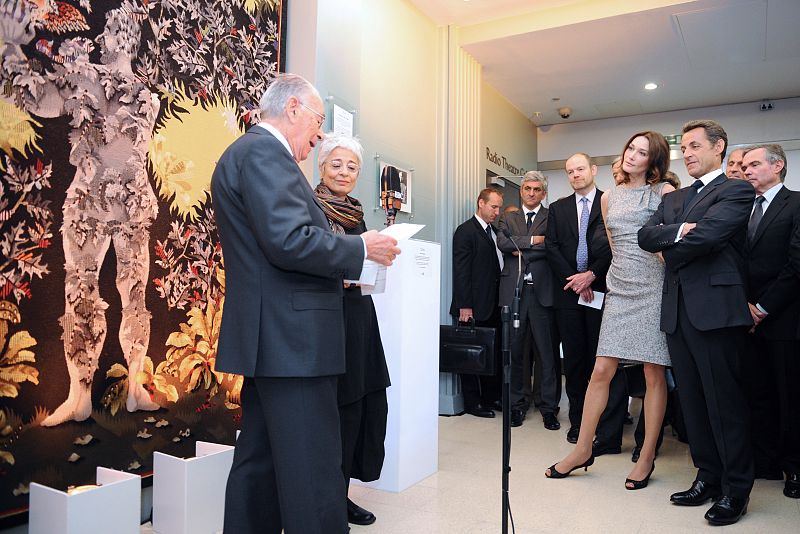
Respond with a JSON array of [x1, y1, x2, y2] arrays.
[[545, 190, 611, 309], [745, 186, 800, 340], [497, 207, 553, 308], [450, 216, 501, 322], [211, 126, 364, 377], [638, 173, 755, 334]]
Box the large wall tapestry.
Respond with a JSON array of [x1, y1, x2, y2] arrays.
[[0, 0, 286, 521]]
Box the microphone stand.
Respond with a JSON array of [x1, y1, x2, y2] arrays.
[[500, 305, 511, 534], [499, 228, 523, 534]]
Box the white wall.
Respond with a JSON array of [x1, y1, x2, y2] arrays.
[[358, 0, 440, 241], [538, 97, 800, 201], [481, 79, 538, 189]]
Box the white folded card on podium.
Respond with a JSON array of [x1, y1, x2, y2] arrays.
[[29, 467, 140, 534], [360, 238, 440, 492], [152, 441, 234, 534]]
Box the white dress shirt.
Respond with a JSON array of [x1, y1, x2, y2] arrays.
[[575, 187, 597, 230], [475, 214, 504, 271], [521, 206, 539, 281]]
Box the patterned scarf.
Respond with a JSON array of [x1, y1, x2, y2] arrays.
[[313, 183, 364, 234]]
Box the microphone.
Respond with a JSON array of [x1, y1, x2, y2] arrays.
[[501, 228, 522, 329], [380, 165, 403, 226]]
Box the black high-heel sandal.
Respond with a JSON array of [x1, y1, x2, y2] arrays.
[[625, 461, 655, 490], [545, 455, 595, 479]]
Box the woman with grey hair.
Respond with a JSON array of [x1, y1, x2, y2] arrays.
[[315, 134, 390, 527]]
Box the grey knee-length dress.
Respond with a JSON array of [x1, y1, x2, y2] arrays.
[[596, 182, 671, 365]]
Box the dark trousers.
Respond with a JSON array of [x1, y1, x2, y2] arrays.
[[667, 293, 754, 499], [340, 389, 388, 487], [224, 377, 348, 534], [555, 306, 601, 428], [742, 333, 800, 476], [459, 308, 502, 409], [555, 306, 626, 443], [511, 284, 558, 415]]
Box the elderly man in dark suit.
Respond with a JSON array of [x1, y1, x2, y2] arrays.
[[211, 74, 399, 534], [497, 171, 559, 430], [545, 153, 627, 452], [739, 144, 800, 498], [639, 120, 755, 526], [450, 188, 504, 418]]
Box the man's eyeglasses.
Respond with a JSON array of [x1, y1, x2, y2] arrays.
[[299, 101, 325, 127], [326, 159, 360, 174]]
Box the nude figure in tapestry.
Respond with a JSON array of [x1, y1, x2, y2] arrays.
[[2, 4, 160, 425]]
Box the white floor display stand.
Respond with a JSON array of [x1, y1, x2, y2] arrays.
[[29, 467, 140, 534], [365, 238, 441, 492], [152, 441, 234, 534]]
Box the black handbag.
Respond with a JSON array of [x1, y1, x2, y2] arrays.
[[439, 319, 497, 375], [622, 363, 646, 398]]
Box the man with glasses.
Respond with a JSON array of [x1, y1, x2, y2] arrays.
[[498, 172, 560, 430], [212, 74, 399, 534]]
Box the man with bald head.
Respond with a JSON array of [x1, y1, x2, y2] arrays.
[[212, 74, 399, 534], [546, 153, 626, 450]]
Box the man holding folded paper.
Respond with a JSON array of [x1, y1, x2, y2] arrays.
[[211, 74, 398, 534]]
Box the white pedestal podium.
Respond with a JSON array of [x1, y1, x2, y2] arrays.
[[29, 467, 140, 534], [152, 441, 234, 534], [363, 238, 440, 492]]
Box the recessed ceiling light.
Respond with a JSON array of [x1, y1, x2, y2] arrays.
[[644, 82, 658, 90]]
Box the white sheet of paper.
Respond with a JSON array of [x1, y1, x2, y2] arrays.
[[379, 223, 424, 241], [360, 266, 387, 295], [578, 291, 605, 309], [332, 103, 353, 137], [346, 224, 423, 287]]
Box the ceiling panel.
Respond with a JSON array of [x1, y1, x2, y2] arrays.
[[414, 0, 800, 125], [674, 1, 766, 69]]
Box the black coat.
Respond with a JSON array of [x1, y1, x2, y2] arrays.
[[497, 207, 554, 308], [450, 216, 501, 321], [339, 221, 391, 405], [211, 127, 364, 377], [545, 190, 611, 309], [638, 173, 755, 334], [745, 186, 800, 340]]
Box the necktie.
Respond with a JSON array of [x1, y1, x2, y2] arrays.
[[747, 196, 766, 242], [486, 224, 493, 240], [526, 211, 534, 230], [683, 179, 704, 211], [576, 197, 589, 272]]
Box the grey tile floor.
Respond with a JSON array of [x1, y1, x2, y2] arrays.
[[348, 399, 799, 533], [136, 398, 800, 533]]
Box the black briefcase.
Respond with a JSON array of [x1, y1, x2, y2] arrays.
[[622, 363, 646, 398], [439, 320, 497, 375]]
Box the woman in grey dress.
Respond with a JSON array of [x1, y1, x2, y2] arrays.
[[546, 131, 674, 489]]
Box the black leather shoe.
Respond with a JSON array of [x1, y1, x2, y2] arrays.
[[704, 495, 748, 526], [592, 439, 621, 457], [510, 408, 525, 427], [347, 498, 376, 526], [466, 404, 495, 418], [491, 399, 504, 412], [785, 474, 800, 499], [566, 426, 579, 443], [670, 480, 721, 506], [542, 413, 560, 430]]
